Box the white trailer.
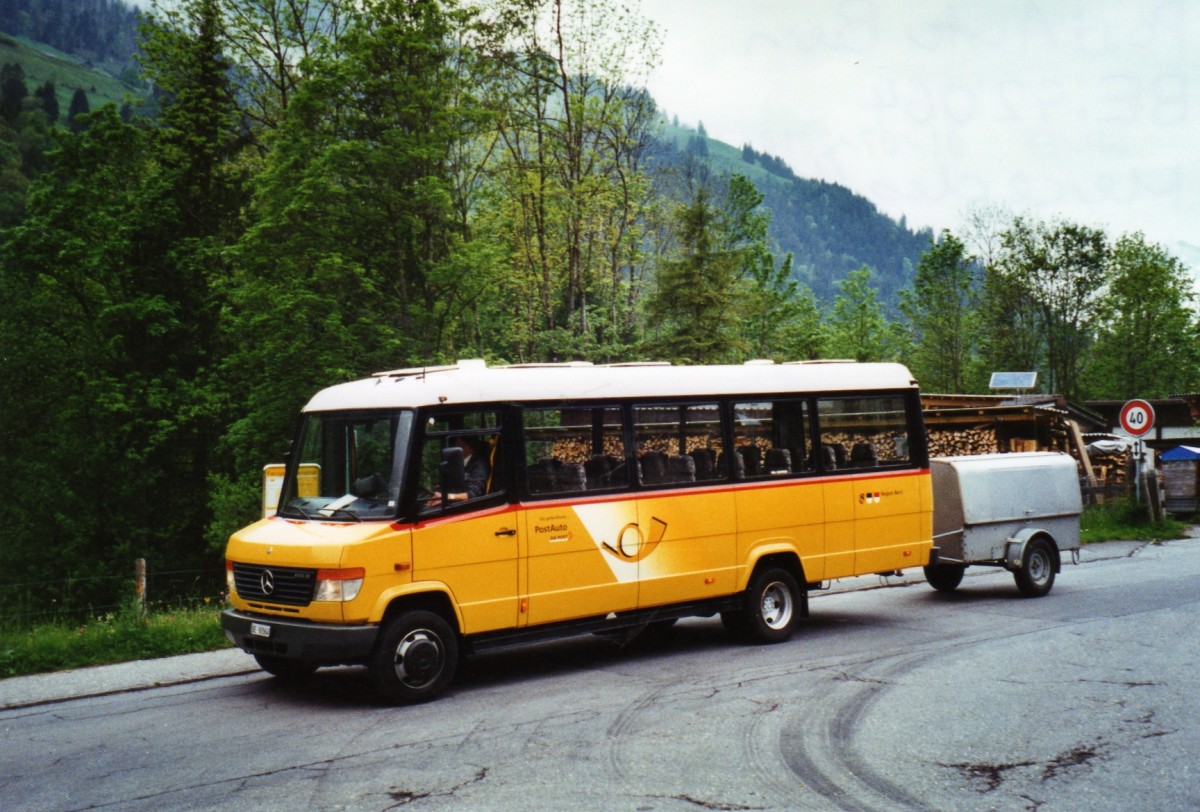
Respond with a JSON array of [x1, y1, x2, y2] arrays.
[[924, 452, 1082, 597]]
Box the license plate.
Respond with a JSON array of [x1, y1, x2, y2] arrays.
[[250, 622, 272, 638]]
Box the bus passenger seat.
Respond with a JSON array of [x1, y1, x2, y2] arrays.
[[850, 442, 878, 468], [820, 444, 838, 470], [558, 463, 587, 492], [737, 445, 761, 476], [639, 450, 668, 484], [718, 449, 745, 479], [689, 448, 717, 480], [789, 445, 810, 471], [528, 458, 559, 494], [764, 448, 792, 475], [585, 454, 613, 488], [667, 454, 696, 483]]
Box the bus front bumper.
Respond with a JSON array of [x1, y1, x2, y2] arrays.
[[222, 609, 379, 665]]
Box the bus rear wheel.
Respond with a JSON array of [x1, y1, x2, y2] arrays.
[[724, 567, 801, 644], [370, 610, 458, 704]]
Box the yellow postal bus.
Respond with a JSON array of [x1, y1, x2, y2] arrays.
[[222, 360, 934, 702]]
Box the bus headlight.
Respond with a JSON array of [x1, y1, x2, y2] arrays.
[[314, 568, 366, 602], [225, 560, 236, 596]]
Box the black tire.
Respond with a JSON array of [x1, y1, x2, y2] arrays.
[[726, 567, 801, 644], [254, 654, 316, 680], [370, 610, 458, 704], [1013, 538, 1056, 598], [924, 563, 966, 593]]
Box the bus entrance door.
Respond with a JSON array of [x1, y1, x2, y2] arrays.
[[411, 506, 520, 635]]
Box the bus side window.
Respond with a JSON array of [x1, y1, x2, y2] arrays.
[[523, 406, 624, 496], [732, 399, 812, 477], [633, 402, 721, 486], [415, 410, 502, 513], [816, 395, 912, 471]]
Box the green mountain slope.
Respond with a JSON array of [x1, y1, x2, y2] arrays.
[[658, 120, 933, 309], [0, 32, 142, 115]]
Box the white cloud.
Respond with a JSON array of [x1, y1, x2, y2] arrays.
[[639, 0, 1200, 250]]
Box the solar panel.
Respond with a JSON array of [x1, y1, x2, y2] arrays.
[[989, 372, 1038, 389]]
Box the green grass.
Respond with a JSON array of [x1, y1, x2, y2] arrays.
[[0, 602, 231, 679], [0, 32, 143, 114], [1080, 497, 1190, 544]]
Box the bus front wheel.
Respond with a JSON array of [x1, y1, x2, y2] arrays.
[[724, 567, 801, 644], [370, 610, 458, 704]]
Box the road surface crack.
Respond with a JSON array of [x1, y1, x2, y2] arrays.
[[383, 766, 488, 809], [939, 759, 1035, 792]]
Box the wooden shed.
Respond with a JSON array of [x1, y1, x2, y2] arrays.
[[1160, 445, 1200, 517]]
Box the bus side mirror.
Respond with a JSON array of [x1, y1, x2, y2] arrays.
[[440, 446, 466, 499]]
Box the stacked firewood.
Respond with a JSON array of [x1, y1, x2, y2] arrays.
[[926, 427, 999, 457], [1091, 451, 1132, 484]]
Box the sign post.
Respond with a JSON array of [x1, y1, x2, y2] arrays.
[[1119, 400, 1155, 504]]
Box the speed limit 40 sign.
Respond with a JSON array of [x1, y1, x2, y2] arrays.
[[1119, 399, 1155, 437]]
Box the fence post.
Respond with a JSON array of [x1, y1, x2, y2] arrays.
[[135, 558, 147, 616]]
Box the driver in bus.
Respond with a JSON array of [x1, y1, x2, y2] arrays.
[[427, 436, 490, 506]]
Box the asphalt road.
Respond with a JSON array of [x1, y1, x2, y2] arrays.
[[2, 534, 1198, 811]]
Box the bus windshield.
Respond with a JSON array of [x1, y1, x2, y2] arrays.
[[278, 410, 414, 521]]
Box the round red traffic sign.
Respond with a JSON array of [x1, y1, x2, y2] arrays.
[[1119, 399, 1155, 437]]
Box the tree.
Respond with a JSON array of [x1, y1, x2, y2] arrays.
[[0, 62, 27, 122], [826, 265, 889, 362], [211, 0, 495, 543], [0, 0, 253, 606], [723, 173, 821, 360], [646, 184, 743, 362], [67, 88, 90, 130], [487, 0, 661, 361], [989, 218, 1109, 399], [34, 80, 59, 122], [150, 0, 349, 150], [1087, 234, 1200, 399], [899, 231, 980, 392], [1, 109, 214, 604]]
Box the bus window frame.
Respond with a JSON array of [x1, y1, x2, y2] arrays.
[[811, 390, 927, 474], [405, 405, 511, 520], [518, 402, 633, 500], [404, 387, 927, 514]]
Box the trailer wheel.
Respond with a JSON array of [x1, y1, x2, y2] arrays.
[[370, 610, 458, 704], [1014, 538, 1056, 598], [924, 563, 965, 593]]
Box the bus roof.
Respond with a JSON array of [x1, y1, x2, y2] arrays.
[[303, 360, 919, 412]]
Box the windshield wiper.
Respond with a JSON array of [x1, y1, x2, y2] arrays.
[[318, 507, 363, 523], [281, 504, 314, 520]]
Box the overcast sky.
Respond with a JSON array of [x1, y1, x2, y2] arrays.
[[638, 0, 1199, 257]]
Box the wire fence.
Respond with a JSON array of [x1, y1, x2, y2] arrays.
[[0, 562, 225, 628]]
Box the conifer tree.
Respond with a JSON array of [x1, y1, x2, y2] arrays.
[[34, 80, 59, 122], [0, 62, 27, 122], [67, 88, 90, 130]]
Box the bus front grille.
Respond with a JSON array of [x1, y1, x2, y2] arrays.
[[232, 564, 316, 606]]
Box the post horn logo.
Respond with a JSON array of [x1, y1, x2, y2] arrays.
[[601, 518, 667, 563]]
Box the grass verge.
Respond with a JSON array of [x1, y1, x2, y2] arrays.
[[0, 602, 230, 679], [1081, 497, 1190, 544]]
